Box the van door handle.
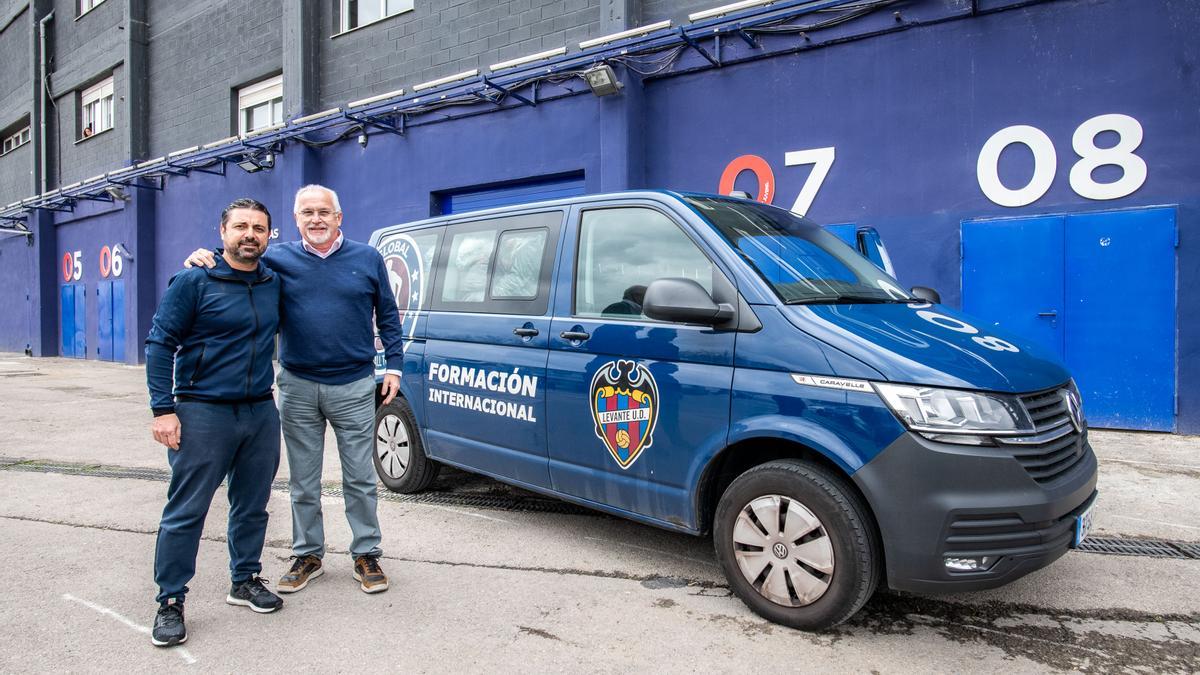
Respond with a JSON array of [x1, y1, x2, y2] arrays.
[[559, 330, 591, 341], [513, 327, 539, 337], [1037, 311, 1058, 318]]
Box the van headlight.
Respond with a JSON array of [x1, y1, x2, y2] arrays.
[[873, 383, 1034, 445]]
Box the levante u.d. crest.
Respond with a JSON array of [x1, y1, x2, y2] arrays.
[[590, 359, 659, 470]]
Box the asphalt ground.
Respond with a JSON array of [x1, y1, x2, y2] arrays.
[[0, 354, 1197, 672]]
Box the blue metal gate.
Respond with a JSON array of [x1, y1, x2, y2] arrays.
[[440, 174, 585, 215], [60, 284, 86, 359], [962, 207, 1177, 431], [97, 279, 125, 362]]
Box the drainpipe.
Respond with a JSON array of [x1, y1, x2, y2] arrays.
[[38, 10, 53, 194]]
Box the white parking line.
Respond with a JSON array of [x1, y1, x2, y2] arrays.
[[584, 536, 718, 568], [424, 503, 517, 524], [1104, 514, 1200, 531], [62, 593, 197, 665], [1101, 457, 1200, 470]]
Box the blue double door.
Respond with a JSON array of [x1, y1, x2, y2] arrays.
[[59, 280, 125, 361], [962, 207, 1176, 431]]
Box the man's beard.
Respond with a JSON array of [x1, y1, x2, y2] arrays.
[[304, 226, 332, 245], [229, 239, 263, 264]]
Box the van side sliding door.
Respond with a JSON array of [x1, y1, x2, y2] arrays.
[[421, 210, 565, 489]]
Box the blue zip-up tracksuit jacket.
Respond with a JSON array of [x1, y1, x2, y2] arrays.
[[145, 256, 281, 414]]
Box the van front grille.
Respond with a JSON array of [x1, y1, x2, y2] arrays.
[[993, 387, 1088, 485]]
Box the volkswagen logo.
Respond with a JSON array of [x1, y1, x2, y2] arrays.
[[1062, 389, 1083, 433], [772, 542, 788, 559]]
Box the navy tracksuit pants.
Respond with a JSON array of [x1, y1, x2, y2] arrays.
[[154, 399, 281, 603]]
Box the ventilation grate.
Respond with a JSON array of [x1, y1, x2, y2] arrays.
[[1076, 536, 1199, 560]]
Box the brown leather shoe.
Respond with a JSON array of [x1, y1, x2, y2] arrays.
[[353, 555, 389, 594], [277, 555, 323, 594]]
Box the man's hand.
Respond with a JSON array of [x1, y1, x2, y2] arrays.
[[183, 249, 218, 269], [152, 413, 182, 450], [381, 373, 400, 405]]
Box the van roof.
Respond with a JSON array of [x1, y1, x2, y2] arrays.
[[370, 189, 691, 237]]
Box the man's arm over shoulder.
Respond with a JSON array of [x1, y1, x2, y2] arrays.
[[144, 269, 202, 414], [370, 248, 405, 372]]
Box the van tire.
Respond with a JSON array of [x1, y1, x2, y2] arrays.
[[713, 459, 879, 631], [373, 397, 439, 493]]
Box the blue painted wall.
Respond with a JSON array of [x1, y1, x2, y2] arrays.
[[641, 0, 1200, 432], [3, 0, 1197, 432]]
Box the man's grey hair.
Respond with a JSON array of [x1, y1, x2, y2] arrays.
[[293, 184, 342, 214]]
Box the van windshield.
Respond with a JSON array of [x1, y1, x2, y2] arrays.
[[684, 196, 912, 304]]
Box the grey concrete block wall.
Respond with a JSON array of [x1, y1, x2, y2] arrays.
[[640, 0, 722, 23], [54, 63, 122, 184], [147, 0, 283, 157], [0, 5, 32, 204], [0, 142, 33, 204], [319, 0, 603, 110], [49, 0, 125, 184]]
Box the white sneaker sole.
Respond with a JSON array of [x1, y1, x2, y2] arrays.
[[276, 566, 323, 594], [151, 633, 187, 647], [353, 571, 389, 594], [225, 595, 282, 613]]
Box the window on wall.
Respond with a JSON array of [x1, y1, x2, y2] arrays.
[[79, 0, 106, 16], [237, 75, 283, 135], [1, 125, 30, 156], [80, 77, 114, 140], [339, 0, 414, 33]]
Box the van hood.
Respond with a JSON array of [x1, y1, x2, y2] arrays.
[[782, 303, 1070, 393]]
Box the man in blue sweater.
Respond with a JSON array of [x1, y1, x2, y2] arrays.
[[190, 184, 404, 595], [147, 198, 284, 647]]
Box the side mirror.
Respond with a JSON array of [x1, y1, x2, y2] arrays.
[[910, 286, 941, 304], [643, 278, 734, 325]]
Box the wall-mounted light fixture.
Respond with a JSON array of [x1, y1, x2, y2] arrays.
[[584, 64, 623, 96], [104, 185, 131, 202], [236, 152, 275, 173]]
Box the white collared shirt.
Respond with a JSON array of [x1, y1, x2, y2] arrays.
[[302, 231, 344, 258]]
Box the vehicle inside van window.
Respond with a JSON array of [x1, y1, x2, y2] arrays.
[[576, 207, 714, 319], [684, 196, 912, 304], [442, 229, 497, 303], [490, 228, 547, 300]]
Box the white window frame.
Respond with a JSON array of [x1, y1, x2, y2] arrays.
[[80, 77, 114, 140], [338, 0, 414, 35], [79, 0, 106, 17], [237, 75, 284, 135], [1, 126, 30, 156]]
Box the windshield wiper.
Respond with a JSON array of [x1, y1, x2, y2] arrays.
[[785, 294, 915, 305]]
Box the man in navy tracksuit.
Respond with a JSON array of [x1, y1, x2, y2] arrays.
[[145, 198, 283, 647]]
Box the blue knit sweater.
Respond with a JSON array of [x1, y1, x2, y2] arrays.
[[264, 239, 404, 385]]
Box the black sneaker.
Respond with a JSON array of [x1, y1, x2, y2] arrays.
[[226, 576, 283, 614], [151, 599, 187, 647]]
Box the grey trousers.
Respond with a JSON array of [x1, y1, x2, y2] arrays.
[[277, 367, 382, 559]]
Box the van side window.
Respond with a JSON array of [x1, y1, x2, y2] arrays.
[[490, 229, 548, 300], [575, 208, 714, 319], [442, 230, 496, 303], [432, 211, 562, 315]]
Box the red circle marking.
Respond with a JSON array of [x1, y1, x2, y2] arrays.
[[99, 246, 112, 278], [718, 154, 775, 204], [62, 253, 72, 282]]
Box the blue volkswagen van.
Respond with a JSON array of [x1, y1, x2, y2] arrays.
[[369, 191, 1097, 630]]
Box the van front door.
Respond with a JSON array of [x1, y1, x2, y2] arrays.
[[545, 204, 735, 531]]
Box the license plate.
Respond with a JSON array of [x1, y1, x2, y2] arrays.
[[1073, 500, 1096, 548]]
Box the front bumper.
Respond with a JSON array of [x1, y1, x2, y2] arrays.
[[852, 430, 1098, 594]]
